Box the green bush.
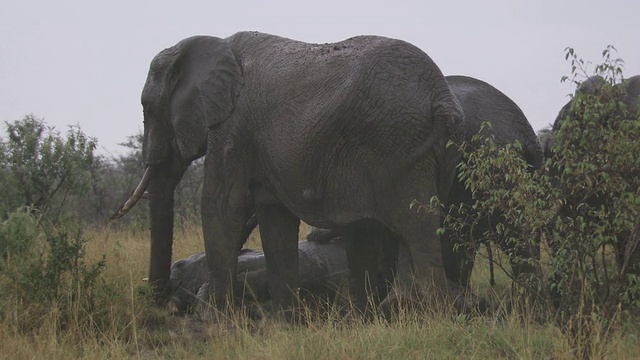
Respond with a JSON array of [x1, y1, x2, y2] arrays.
[[0, 195, 113, 336], [547, 47, 640, 352], [0, 115, 96, 221], [436, 47, 640, 357]]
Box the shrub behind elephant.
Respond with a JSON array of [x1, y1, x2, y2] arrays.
[[169, 235, 350, 315], [541, 75, 640, 301], [441, 75, 543, 288], [114, 31, 468, 314]]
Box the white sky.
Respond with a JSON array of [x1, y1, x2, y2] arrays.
[[1, 0, 639, 156]]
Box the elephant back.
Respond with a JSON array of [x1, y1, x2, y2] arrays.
[[446, 75, 542, 170]]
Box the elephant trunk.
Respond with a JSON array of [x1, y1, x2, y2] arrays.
[[111, 166, 155, 219]]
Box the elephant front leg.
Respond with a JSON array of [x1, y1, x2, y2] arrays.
[[201, 156, 250, 313], [503, 236, 543, 312], [256, 202, 300, 320], [345, 228, 399, 315]]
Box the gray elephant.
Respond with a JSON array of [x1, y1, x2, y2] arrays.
[[541, 75, 640, 278], [113, 31, 467, 315], [169, 235, 350, 315], [315, 76, 543, 305]]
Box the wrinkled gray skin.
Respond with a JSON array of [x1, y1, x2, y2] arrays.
[[116, 31, 466, 313], [541, 75, 640, 278], [169, 236, 350, 315], [317, 75, 543, 301]]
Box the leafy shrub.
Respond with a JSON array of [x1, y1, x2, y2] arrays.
[[0, 115, 96, 221], [0, 214, 108, 332], [440, 125, 554, 300], [436, 47, 640, 357], [546, 47, 640, 352]]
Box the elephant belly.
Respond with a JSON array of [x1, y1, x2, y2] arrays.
[[253, 166, 381, 229]]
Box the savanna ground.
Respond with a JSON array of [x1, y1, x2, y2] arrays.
[[1, 219, 638, 360]]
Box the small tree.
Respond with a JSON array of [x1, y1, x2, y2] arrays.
[[0, 115, 97, 221], [0, 116, 113, 335]]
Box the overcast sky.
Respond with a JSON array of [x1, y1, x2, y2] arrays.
[[2, 0, 639, 156]]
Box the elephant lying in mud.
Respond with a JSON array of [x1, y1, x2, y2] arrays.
[[169, 232, 350, 315]]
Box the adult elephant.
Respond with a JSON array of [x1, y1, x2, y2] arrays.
[[113, 31, 466, 314], [441, 75, 543, 288], [311, 76, 543, 302]]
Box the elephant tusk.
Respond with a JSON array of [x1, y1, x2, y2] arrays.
[[110, 166, 154, 220]]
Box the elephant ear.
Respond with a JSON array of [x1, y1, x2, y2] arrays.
[[179, 36, 244, 128]]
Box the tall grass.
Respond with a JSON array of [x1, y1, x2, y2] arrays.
[[1, 219, 638, 359]]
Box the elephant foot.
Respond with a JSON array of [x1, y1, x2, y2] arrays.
[[342, 300, 380, 323], [274, 307, 307, 325], [193, 283, 233, 323]]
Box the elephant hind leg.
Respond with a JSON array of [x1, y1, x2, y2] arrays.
[[441, 232, 476, 289], [345, 223, 398, 314], [345, 228, 382, 315], [256, 201, 300, 317], [379, 215, 452, 315]]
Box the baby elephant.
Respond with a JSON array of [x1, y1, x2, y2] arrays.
[[168, 233, 350, 315]]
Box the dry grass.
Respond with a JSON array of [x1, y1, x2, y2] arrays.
[[1, 220, 638, 359]]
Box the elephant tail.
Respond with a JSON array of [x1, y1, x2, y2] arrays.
[[487, 242, 496, 287]]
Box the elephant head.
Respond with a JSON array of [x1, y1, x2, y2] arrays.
[[141, 36, 244, 165], [112, 36, 244, 302]]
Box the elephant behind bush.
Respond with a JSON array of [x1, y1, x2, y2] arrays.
[[311, 75, 543, 307], [541, 74, 640, 277]]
